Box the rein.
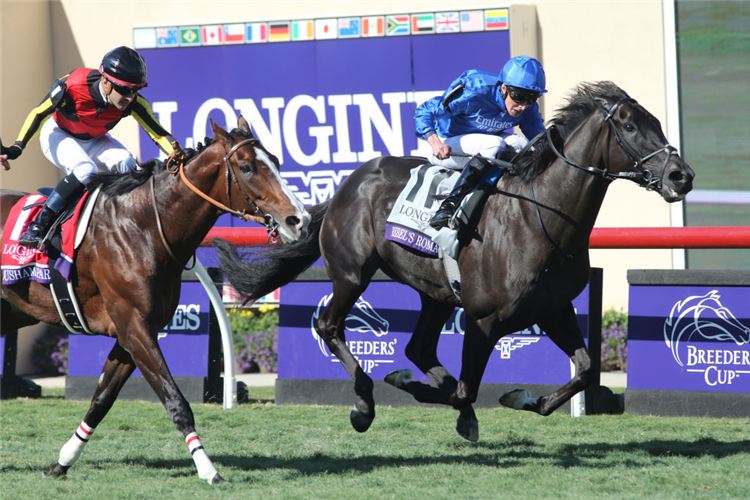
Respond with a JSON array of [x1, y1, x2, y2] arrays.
[[150, 175, 196, 270], [166, 137, 282, 244]]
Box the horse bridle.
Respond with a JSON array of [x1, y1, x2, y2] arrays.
[[166, 138, 282, 242], [528, 96, 678, 259], [547, 96, 677, 192]]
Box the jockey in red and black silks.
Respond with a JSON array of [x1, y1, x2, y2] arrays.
[[0, 46, 185, 249]]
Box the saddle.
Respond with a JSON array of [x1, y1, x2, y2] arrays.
[[385, 163, 505, 303], [2, 188, 100, 334]]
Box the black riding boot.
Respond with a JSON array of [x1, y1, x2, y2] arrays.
[[19, 174, 85, 249], [429, 156, 492, 230]]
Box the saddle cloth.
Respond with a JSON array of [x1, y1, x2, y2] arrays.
[[1, 192, 89, 285], [385, 163, 503, 259]]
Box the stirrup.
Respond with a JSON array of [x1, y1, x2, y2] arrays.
[[18, 223, 48, 249], [429, 210, 453, 230]]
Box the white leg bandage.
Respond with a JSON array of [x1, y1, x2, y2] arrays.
[[58, 421, 96, 466], [186, 432, 219, 484]]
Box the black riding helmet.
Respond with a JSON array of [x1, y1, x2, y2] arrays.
[[100, 46, 147, 88]]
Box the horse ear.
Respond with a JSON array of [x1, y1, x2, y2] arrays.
[[237, 115, 254, 137], [210, 118, 232, 146]]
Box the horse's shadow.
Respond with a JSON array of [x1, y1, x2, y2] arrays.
[[22, 437, 739, 479]]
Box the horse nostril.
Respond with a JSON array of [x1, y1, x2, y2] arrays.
[[669, 170, 687, 184], [286, 215, 301, 229]]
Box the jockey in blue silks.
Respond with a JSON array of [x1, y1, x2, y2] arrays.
[[414, 55, 548, 229]]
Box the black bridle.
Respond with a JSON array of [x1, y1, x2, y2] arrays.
[[526, 96, 677, 259], [547, 96, 676, 192]]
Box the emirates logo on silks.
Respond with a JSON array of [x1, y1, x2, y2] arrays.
[[664, 290, 750, 387], [311, 293, 396, 374]]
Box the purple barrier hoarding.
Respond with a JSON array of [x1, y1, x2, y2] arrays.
[[0, 335, 5, 376], [628, 285, 750, 393], [68, 281, 211, 378], [278, 275, 590, 385]]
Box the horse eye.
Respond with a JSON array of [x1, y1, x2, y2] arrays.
[[239, 164, 254, 174], [624, 123, 635, 132]]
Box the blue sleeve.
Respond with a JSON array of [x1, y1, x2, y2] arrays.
[[414, 72, 472, 139], [414, 96, 446, 139], [518, 103, 545, 140]]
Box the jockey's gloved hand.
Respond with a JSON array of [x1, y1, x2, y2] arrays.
[[168, 141, 186, 163], [1, 143, 23, 160]]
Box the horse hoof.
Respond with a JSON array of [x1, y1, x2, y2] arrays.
[[384, 369, 413, 389], [211, 473, 226, 484], [42, 463, 68, 479], [456, 416, 479, 442], [499, 388, 537, 411], [350, 407, 374, 433]]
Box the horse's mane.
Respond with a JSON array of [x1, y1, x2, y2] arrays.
[[85, 126, 259, 197], [510, 81, 630, 184]]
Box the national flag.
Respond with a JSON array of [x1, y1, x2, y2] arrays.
[[269, 22, 290, 42], [292, 20, 314, 41], [201, 25, 223, 45], [411, 14, 435, 34], [223, 23, 245, 44], [362, 16, 384, 37], [133, 28, 156, 49], [156, 28, 179, 48], [315, 18, 337, 39], [460, 11, 484, 32], [246, 23, 267, 43], [435, 12, 459, 33], [180, 27, 201, 46], [484, 9, 509, 30], [386, 15, 409, 36], [338, 17, 360, 38]]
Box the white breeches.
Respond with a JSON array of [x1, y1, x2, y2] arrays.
[[39, 117, 138, 184], [422, 132, 529, 170]]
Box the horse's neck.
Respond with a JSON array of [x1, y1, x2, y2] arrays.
[[153, 163, 223, 254], [506, 114, 611, 254]]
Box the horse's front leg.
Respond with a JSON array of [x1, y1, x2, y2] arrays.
[[118, 324, 224, 484], [499, 303, 592, 416], [44, 341, 136, 479], [316, 286, 376, 433], [384, 295, 479, 442]]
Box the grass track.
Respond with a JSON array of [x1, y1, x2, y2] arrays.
[[1, 388, 749, 499]]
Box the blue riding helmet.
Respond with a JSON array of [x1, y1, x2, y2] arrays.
[[500, 56, 548, 94]]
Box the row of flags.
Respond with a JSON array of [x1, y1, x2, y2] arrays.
[[133, 9, 509, 48]]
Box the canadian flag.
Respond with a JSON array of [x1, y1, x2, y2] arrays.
[[201, 25, 223, 45]]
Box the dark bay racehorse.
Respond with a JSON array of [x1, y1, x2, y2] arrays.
[[0, 116, 310, 483], [214, 82, 694, 441]]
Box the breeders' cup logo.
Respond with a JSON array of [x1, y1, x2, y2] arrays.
[[664, 290, 750, 386], [311, 293, 396, 373], [494, 324, 542, 359]]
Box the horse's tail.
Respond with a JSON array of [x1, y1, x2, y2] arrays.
[[212, 200, 329, 302]]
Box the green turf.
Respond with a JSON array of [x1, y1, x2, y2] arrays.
[[1, 389, 748, 499]]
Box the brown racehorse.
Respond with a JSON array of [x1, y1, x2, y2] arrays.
[[0, 116, 310, 483], [213, 82, 694, 441]]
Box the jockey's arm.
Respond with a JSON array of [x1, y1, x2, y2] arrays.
[[131, 95, 180, 156]]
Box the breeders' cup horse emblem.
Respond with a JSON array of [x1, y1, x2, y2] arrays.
[[311, 293, 389, 356], [664, 290, 750, 366]]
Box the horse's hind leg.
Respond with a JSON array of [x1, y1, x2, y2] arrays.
[[499, 302, 592, 416], [44, 341, 136, 479], [385, 294, 479, 441]]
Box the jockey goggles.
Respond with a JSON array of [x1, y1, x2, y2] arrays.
[[112, 84, 139, 97], [506, 86, 541, 105]]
